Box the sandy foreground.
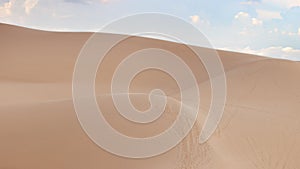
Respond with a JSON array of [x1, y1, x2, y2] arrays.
[[0, 23, 300, 169]]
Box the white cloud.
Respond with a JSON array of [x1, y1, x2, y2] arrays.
[[234, 12, 250, 20], [234, 11, 263, 26], [24, 0, 39, 15], [268, 28, 300, 36], [190, 15, 199, 24], [262, 0, 300, 8], [241, 0, 260, 5], [99, 0, 117, 4], [0, 0, 13, 17], [256, 9, 282, 20], [0, 0, 38, 22], [252, 18, 263, 25]]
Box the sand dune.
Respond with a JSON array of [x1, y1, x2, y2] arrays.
[[0, 23, 300, 169]]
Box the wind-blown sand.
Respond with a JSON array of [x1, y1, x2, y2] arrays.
[[0, 23, 300, 169]]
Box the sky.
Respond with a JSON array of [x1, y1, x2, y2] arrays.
[[0, 0, 299, 60]]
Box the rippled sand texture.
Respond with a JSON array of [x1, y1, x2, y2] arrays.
[[1, 23, 300, 169]]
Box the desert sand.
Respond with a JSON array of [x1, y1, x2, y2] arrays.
[[0, 23, 300, 169]]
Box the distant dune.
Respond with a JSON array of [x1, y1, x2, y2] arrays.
[[1, 23, 300, 169]]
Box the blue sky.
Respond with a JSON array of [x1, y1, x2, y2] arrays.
[[0, 0, 299, 60]]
